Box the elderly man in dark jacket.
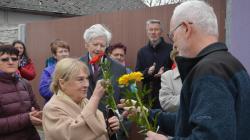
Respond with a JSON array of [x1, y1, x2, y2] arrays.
[[80, 24, 127, 140], [0, 45, 42, 140], [126, 1, 250, 140]]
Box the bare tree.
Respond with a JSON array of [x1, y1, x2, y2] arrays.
[[158, 0, 162, 5], [164, 0, 186, 5], [141, 0, 186, 7], [142, 0, 162, 7]]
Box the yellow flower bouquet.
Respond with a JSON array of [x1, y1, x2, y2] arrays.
[[118, 72, 159, 134]]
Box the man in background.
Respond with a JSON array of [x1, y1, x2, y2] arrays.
[[135, 19, 172, 109]]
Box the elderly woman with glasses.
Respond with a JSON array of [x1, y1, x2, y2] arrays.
[[42, 58, 120, 140], [0, 45, 42, 140]]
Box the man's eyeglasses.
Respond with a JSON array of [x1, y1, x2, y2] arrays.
[[0, 57, 18, 62], [167, 22, 193, 43]]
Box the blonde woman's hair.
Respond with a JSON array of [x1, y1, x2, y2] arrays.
[[50, 58, 89, 94], [170, 48, 179, 61]]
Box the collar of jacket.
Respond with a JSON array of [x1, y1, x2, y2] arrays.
[[0, 71, 19, 83], [173, 67, 180, 80], [175, 42, 228, 81], [147, 37, 165, 50], [84, 52, 110, 63], [57, 89, 87, 109]]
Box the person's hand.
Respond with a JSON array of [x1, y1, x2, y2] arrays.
[[108, 116, 120, 132], [117, 99, 148, 118], [145, 131, 168, 140], [148, 63, 156, 75], [29, 107, 42, 126], [117, 99, 137, 118], [154, 66, 164, 77], [31, 107, 42, 119], [92, 79, 107, 99]]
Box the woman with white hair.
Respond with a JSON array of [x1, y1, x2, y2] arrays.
[[42, 58, 120, 140]]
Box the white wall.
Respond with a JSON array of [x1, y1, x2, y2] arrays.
[[0, 10, 61, 43], [0, 10, 60, 24]]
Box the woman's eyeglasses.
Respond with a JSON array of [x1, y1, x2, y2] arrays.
[[0, 57, 18, 62]]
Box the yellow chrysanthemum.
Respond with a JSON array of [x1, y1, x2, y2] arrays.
[[118, 74, 130, 86], [131, 72, 144, 82], [118, 72, 144, 85]]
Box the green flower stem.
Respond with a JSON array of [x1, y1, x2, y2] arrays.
[[108, 89, 129, 138], [120, 119, 129, 138], [115, 109, 129, 138], [109, 88, 129, 138], [101, 66, 129, 138], [135, 92, 151, 131], [110, 93, 117, 110]]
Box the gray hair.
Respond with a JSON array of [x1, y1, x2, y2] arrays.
[[146, 19, 163, 31], [83, 24, 112, 47], [172, 0, 218, 36]]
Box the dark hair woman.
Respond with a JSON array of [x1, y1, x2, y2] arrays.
[[12, 40, 36, 80], [0, 45, 41, 140]]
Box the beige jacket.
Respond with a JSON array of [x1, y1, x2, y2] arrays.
[[42, 90, 108, 140], [159, 67, 182, 112]]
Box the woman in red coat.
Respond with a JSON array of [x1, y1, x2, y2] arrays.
[[12, 40, 36, 80]]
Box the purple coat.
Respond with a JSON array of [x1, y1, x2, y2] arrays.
[[0, 72, 40, 140]]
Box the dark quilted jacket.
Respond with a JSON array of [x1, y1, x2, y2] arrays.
[[0, 72, 40, 140]]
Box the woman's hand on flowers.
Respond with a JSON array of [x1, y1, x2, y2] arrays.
[[145, 131, 168, 140], [92, 79, 106, 99], [118, 99, 148, 118], [108, 116, 120, 133]]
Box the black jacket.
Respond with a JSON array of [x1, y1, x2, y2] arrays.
[[150, 42, 250, 140], [135, 37, 172, 108]]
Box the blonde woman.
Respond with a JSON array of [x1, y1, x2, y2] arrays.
[[42, 58, 119, 140], [159, 48, 182, 112]]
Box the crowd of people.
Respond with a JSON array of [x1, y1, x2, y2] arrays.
[[0, 1, 250, 140]]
